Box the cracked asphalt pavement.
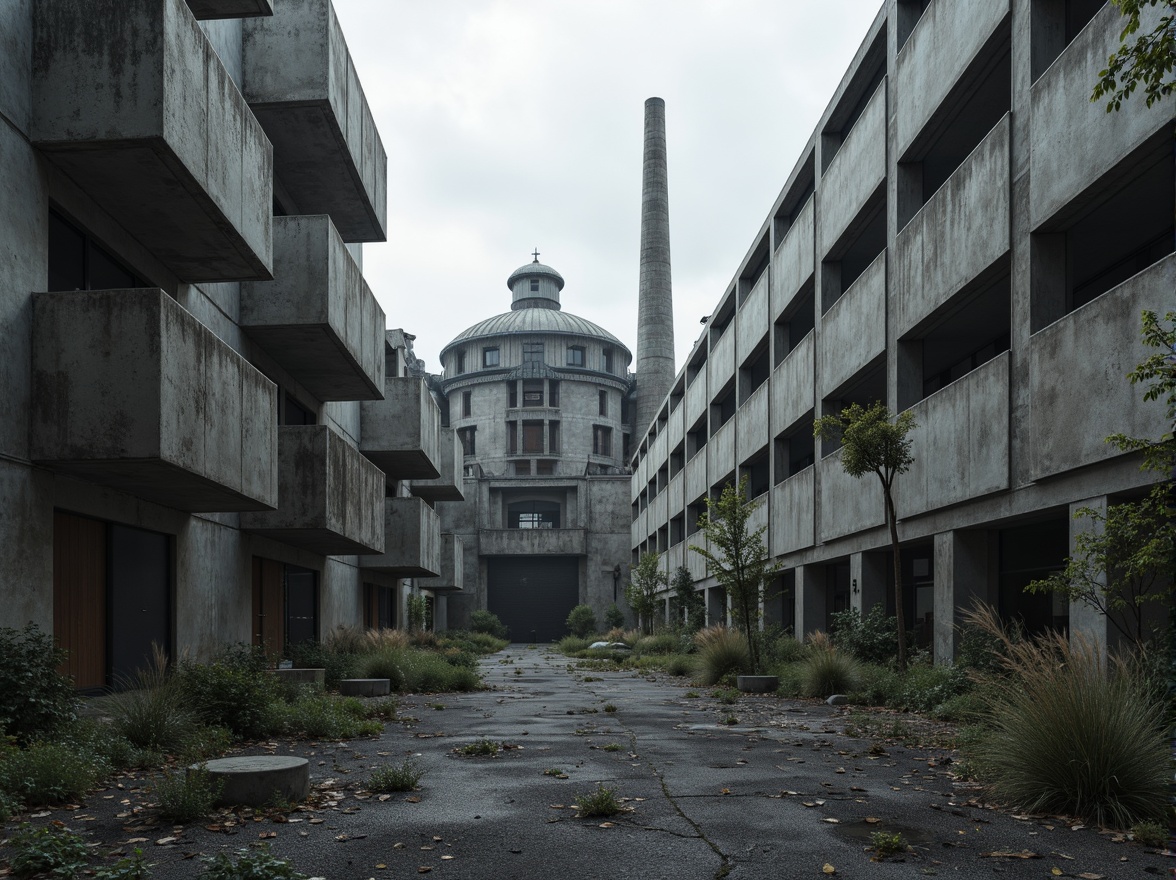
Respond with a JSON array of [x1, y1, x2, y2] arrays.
[[4, 645, 1170, 879]]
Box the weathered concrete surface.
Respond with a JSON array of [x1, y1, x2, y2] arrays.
[[200, 755, 309, 807], [770, 332, 815, 438], [359, 497, 441, 577], [1029, 255, 1174, 480], [770, 467, 815, 557], [819, 251, 886, 398], [187, 0, 272, 20], [735, 273, 769, 366], [359, 377, 441, 479], [735, 383, 769, 464], [771, 196, 815, 317], [478, 527, 588, 557], [338, 678, 390, 697], [410, 428, 465, 502], [817, 450, 884, 542], [418, 534, 465, 594], [31, 289, 279, 512], [32, 0, 273, 281], [242, 0, 387, 242], [241, 214, 385, 402], [895, 115, 1010, 337], [241, 423, 385, 555], [707, 323, 736, 396]]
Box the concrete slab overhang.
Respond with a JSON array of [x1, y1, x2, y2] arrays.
[[359, 497, 442, 577], [242, 0, 387, 243], [187, 0, 273, 19], [418, 535, 464, 594], [409, 429, 465, 502], [241, 424, 385, 555], [357, 377, 441, 479], [31, 289, 278, 512], [478, 528, 588, 557], [32, 0, 274, 283], [241, 215, 385, 401]]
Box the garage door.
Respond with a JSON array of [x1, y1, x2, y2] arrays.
[[487, 556, 579, 643]]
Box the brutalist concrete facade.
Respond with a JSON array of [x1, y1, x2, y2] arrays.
[[0, 0, 455, 685], [630, 0, 1173, 659], [435, 260, 636, 639]]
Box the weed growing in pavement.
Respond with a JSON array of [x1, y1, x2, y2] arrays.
[[457, 738, 500, 757], [869, 831, 907, 858], [154, 765, 223, 824], [0, 739, 107, 807], [685, 691, 700, 698], [1131, 820, 1167, 848], [94, 849, 151, 880], [543, 768, 567, 777], [196, 843, 308, 879], [603, 703, 618, 713], [368, 758, 422, 793], [711, 687, 739, 705], [575, 784, 622, 817], [8, 823, 90, 879], [601, 743, 622, 752], [722, 714, 739, 725]]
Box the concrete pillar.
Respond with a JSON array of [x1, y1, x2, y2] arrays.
[[432, 595, 448, 632], [1068, 496, 1108, 655], [636, 97, 675, 435], [932, 530, 991, 663], [794, 565, 825, 639], [850, 551, 887, 615]]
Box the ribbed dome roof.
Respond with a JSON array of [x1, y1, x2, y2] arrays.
[[441, 309, 628, 358], [507, 261, 565, 291]]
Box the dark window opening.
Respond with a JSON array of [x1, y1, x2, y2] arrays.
[[523, 342, 544, 364], [536, 459, 555, 476], [709, 297, 735, 346], [522, 420, 544, 453], [687, 497, 705, 536], [602, 347, 615, 374], [738, 343, 770, 404], [670, 515, 685, 546], [687, 415, 708, 460], [522, 379, 544, 407], [599, 390, 608, 416], [455, 352, 466, 375], [509, 500, 560, 529], [741, 449, 771, 499], [622, 431, 631, 460], [686, 348, 708, 385], [774, 153, 816, 247], [384, 346, 400, 380], [457, 426, 476, 456], [549, 380, 560, 408], [530, 278, 540, 292], [822, 192, 887, 313], [821, 32, 886, 172], [774, 417, 816, 483], [363, 583, 396, 630], [461, 390, 472, 418], [284, 566, 319, 647], [774, 281, 816, 366], [669, 442, 685, 478], [593, 425, 613, 457], [507, 421, 517, 454], [49, 210, 147, 292], [282, 393, 316, 426], [669, 381, 684, 413], [1031, 0, 1107, 81], [657, 464, 669, 494], [739, 235, 771, 303], [710, 383, 737, 435], [548, 421, 560, 454], [999, 518, 1070, 635], [567, 346, 585, 367], [508, 382, 518, 408], [513, 460, 532, 476], [482, 347, 500, 367], [820, 362, 886, 457]]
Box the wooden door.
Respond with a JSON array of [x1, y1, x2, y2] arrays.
[[53, 511, 107, 689], [252, 557, 284, 657]]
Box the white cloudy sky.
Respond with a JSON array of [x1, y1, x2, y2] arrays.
[[332, 0, 882, 374]]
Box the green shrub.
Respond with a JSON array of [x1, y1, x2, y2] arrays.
[[469, 610, 509, 640], [197, 844, 308, 880], [0, 625, 79, 744], [439, 631, 508, 655], [829, 605, 901, 666], [357, 647, 408, 691], [665, 654, 693, 676], [178, 646, 284, 739], [1131, 820, 1167, 848], [368, 758, 422, 793], [966, 618, 1168, 828], [58, 718, 139, 772], [277, 693, 375, 740], [772, 662, 805, 698], [285, 639, 357, 688], [575, 784, 621, 817], [94, 848, 151, 880], [870, 830, 907, 858], [556, 635, 592, 655], [847, 663, 901, 706], [762, 628, 805, 664], [800, 646, 859, 698], [457, 738, 500, 756], [178, 724, 235, 764], [889, 662, 970, 714], [604, 603, 626, 629], [693, 627, 750, 686], [399, 650, 481, 693], [109, 648, 199, 753], [0, 787, 22, 821], [0, 740, 106, 806], [633, 633, 679, 656], [9, 823, 90, 879], [566, 605, 598, 638], [406, 594, 428, 633], [155, 765, 223, 823]]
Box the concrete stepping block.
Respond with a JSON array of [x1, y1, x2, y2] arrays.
[[197, 755, 309, 807], [339, 678, 391, 697], [273, 667, 325, 686]]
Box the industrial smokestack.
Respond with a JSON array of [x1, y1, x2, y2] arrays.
[[636, 96, 675, 437]]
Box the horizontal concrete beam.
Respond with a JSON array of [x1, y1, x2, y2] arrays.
[[33, 0, 273, 282], [31, 289, 278, 511], [186, 0, 272, 19], [478, 528, 588, 557]]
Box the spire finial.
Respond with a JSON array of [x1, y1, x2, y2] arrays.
[[532, 247, 540, 262]]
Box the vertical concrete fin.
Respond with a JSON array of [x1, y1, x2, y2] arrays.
[[636, 96, 675, 437]]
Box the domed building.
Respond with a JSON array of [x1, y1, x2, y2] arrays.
[[435, 256, 636, 640]]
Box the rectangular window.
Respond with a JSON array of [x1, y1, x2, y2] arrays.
[[513, 460, 532, 476], [49, 210, 146, 292], [482, 347, 500, 367], [508, 382, 518, 408], [567, 346, 585, 367], [523, 342, 544, 364], [455, 352, 466, 375], [598, 390, 608, 416], [593, 425, 612, 457], [283, 393, 316, 426], [536, 459, 555, 476], [530, 279, 540, 292], [522, 420, 544, 453], [461, 390, 472, 418], [522, 379, 544, 407], [602, 347, 614, 374], [548, 421, 560, 454], [548, 380, 560, 407], [507, 421, 517, 454], [457, 426, 476, 456]]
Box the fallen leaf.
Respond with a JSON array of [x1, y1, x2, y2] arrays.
[[155, 838, 177, 846], [1077, 874, 1105, 879], [980, 850, 1040, 859], [822, 864, 836, 875], [441, 855, 454, 861], [1051, 870, 1062, 877], [599, 822, 614, 828], [864, 817, 880, 825], [822, 818, 840, 824], [418, 868, 431, 874]]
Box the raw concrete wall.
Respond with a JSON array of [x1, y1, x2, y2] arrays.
[[359, 377, 441, 479], [708, 325, 736, 393], [771, 332, 815, 436], [820, 251, 886, 396], [816, 81, 887, 258], [771, 468, 815, 557], [361, 498, 441, 576], [479, 528, 588, 557], [736, 384, 770, 464], [771, 197, 815, 317], [736, 274, 770, 365], [817, 450, 884, 542]]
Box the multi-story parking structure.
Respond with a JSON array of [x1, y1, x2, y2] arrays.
[[629, 0, 1173, 659], [436, 259, 636, 641], [0, 0, 462, 687]]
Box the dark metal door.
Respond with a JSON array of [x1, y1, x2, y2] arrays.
[[108, 523, 170, 684], [487, 556, 579, 643]]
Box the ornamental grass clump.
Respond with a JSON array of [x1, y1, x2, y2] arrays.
[[800, 633, 859, 698], [693, 625, 750, 685], [963, 605, 1168, 828]]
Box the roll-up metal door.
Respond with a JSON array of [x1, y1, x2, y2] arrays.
[[487, 556, 578, 643]]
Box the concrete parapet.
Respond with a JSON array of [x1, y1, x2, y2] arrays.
[[418, 534, 465, 594], [771, 333, 815, 437], [478, 528, 587, 557], [187, 0, 272, 18], [411, 429, 464, 502], [819, 250, 886, 397], [338, 678, 390, 697], [359, 497, 442, 576], [770, 467, 815, 557], [31, 289, 278, 512], [771, 198, 815, 318], [816, 80, 887, 259], [359, 377, 442, 479], [32, 0, 273, 281]]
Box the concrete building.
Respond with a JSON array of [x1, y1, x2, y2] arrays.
[[436, 259, 635, 641], [629, 0, 1173, 658], [1, 0, 461, 687]]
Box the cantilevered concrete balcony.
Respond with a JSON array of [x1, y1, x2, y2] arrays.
[[479, 528, 587, 557], [242, 0, 387, 242], [359, 498, 441, 577], [241, 215, 384, 401], [187, 0, 272, 18], [32, 0, 273, 282], [242, 424, 385, 555], [418, 535, 464, 594], [410, 429, 465, 502], [31, 289, 277, 512], [359, 378, 442, 480]]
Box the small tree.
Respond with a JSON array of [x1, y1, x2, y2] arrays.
[[627, 553, 666, 635], [1092, 0, 1175, 112], [690, 476, 779, 674], [406, 593, 428, 633], [671, 565, 705, 633], [814, 402, 916, 671], [604, 603, 626, 630], [566, 604, 597, 638]]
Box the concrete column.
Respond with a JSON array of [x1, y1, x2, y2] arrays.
[[932, 530, 992, 663], [1068, 496, 1108, 655], [432, 595, 448, 632], [794, 564, 825, 639], [850, 551, 887, 615], [636, 97, 675, 435]]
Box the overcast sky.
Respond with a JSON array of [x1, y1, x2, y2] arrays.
[[332, 0, 881, 374]]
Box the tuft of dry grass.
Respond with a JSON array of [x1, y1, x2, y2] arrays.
[[693, 626, 750, 685]]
